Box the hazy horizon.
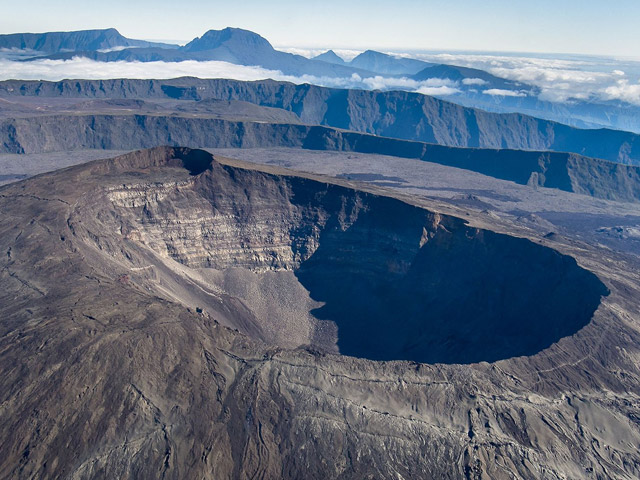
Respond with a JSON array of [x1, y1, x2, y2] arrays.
[[1, 0, 638, 57], [2, 41, 638, 109]]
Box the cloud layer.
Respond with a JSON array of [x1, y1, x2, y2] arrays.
[[1, 50, 639, 107], [277, 47, 640, 106], [410, 51, 640, 105], [483, 89, 527, 97], [0, 57, 290, 83], [0, 56, 465, 97]]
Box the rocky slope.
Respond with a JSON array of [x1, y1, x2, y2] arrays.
[[311, 49, 346, 65], [0, 147, 638, 479], [1, 78, 638, 165], [348, 50, 432, 75], [1, 114, 639, 202], [0, 28, 175, 53]]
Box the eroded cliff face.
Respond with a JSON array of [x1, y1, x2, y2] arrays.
[[1, 78, 639, 165], [1, 147, 638, 480], [65, 147, 607, 364], [2, 114, 639, 203]]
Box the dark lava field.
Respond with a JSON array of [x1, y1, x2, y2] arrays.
[[0, 76, 639, 479]]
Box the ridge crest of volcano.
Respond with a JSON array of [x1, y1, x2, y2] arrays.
[[55, 147, 610, 364]]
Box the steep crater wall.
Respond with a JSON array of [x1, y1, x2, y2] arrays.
[[74, 148, 608, 364]]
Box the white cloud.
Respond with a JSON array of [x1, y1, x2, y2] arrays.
[[359, 76, 460, 95], [412, 52, 592, 72], [462, 78, 488, 86], [0, 47, 40, 55], [97, 46, 136, 53], [331, 49, 363, 62], [0, 47, 45, 60], [0, 57, 292, 83], [420, 78, 458, 87], [483, 89, 527, 97], [416, 85, 461, 96], [491, 66, 606, 85], [2, 52, 638, 107], [602, 79, 640, 104], [0, 57, 458, 98], [405, 51, 640, 106]]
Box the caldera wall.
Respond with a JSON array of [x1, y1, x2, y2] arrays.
[[70, 148, 609, 364]]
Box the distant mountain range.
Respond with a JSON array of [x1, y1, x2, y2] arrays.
[[0, 28, 177, 53], [2, 27, 639, 133], [345, 50, 434, 75], [17, 28, 376, 78], [3, 27, 526, 90], [1, 78, 638, 166]]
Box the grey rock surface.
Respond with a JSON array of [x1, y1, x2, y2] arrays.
[[0, 147, 639, 479], [210, 147, 640, 257], [0, 111, 638, 202], [1, 78, 638, 165]]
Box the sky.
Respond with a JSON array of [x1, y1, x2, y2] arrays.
[[0, 0, 638, 57]]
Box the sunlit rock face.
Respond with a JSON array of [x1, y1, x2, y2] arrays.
[[75, 147, 607, 364], [2, 147, 636, 480]]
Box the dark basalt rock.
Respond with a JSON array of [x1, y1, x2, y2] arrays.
[[1, 114, 638, 202], [88, 146, 607, 363], [0, 147, 637, 479], [1, 78, 638, 165]]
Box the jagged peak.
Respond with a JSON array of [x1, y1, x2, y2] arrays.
[[313, 49, 346, 64], [352, 49, 396, 61]]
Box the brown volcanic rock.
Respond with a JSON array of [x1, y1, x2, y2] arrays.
[[0, 147, 639, 479]]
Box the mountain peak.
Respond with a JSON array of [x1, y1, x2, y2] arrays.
[[312, 50, 346, 65], [181, 27, 273, 53], [350, 50, 431, 75], [355, 49, 384, 58]]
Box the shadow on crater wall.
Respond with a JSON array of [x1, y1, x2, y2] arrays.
[[295, 200, 608, 364], [97, 150, 609, 365]]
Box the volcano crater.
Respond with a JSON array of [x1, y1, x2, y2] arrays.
[[76, 148, 608, 364]]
